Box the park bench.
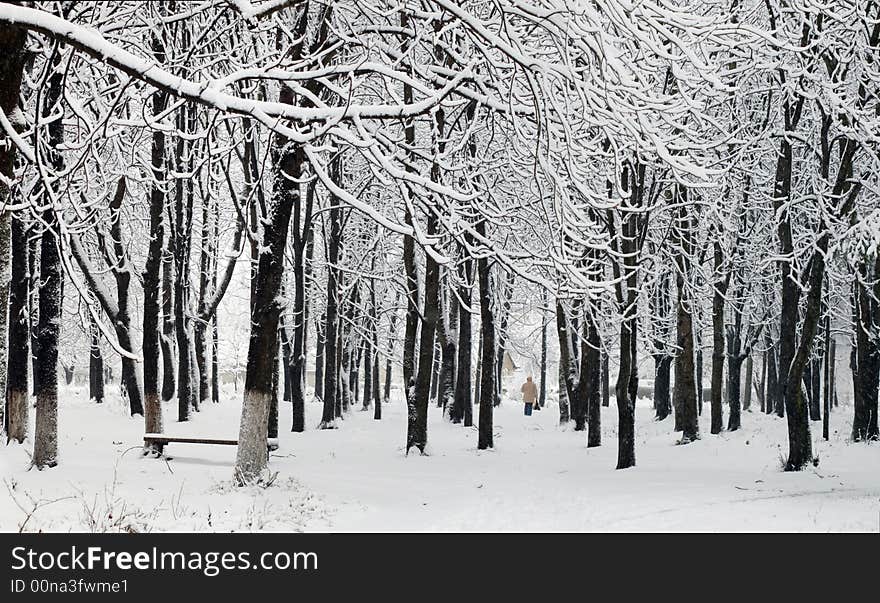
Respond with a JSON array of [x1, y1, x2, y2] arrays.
[[143, 433, 279, 456]]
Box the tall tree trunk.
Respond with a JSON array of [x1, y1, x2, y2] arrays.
[[319, 169, 342, 428], [601, 351, 609, 408], [539, 288, 548, 410], [852, 260, 880, 441], [822, 313, 831, 441], [808, 356, 821, 421], [6, 215, 29, 442], [314, 314, 325, 402], [290, 175, 314, 431], [194, 209, 213, 407], [710, 242, 728, 435], [727, 355, 744, 431], [173, 104, 195, 422], [437, 293, 456, 414], [673, 204, 699, 443], [160, 247, 176, 402], [0, 21, 27, 443], [651, 270, 673, 421], [452, 257, 473, 425], [654, 355, 673, 421], [769, 345, 781, 416], [362, 336, 373, 410], [34, 57, 65, 469], [34, 212, 61, 469], [555, 300, 576, 426], [585, 310, 602, 448], [429, 338, 440, 406], [476, 220, 495, 450], [142, 60, 167, 447], [382, 294, 399, 407], [401, 10, 419, 395], [368, 273, 380, 417], [268, 341, 279, 441], [28, 232, 39, 396], [281, 323, 292, 402], [89, 319, 104, 404], [406, 213, 439, 454], [235, 80, 306, 483], [743, 355, 753, 412]]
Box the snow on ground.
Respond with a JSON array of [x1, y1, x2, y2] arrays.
[[1, 375, 879, 532]]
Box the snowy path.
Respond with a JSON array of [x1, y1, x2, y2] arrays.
[[1, 383, 878, 532]]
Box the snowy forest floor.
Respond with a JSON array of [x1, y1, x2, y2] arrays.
[[2, 377, 879, 532]]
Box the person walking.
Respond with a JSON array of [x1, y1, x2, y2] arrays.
[[521, 375, 538, 416]]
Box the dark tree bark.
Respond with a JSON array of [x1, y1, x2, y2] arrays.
[[606, 166, 644, 469], [727, 354, 744, 431], [194, 198, 214, 408], [474, 336, 482, 412], [368, 272, 380, 416], [340, 285, 358, 415], [808, 356, 821, 421], [538, 288, 548, 410], [601, 351, 610, 408], [88, 318, 104, 404], [142, 36, 168, 448], [585, 309, 602, 448], [476, 219, 496, 450], [852, 259, 880, 441], [281, 323, 293, 402], [743, 355, 753, 412], [1, 20, 28, 443], [406, 210, 440, 454], [822, 313, 831, 441], [400, 11, 420, 395], [160, 246, 176, 402], [768, 344, 781, 416], [320, 165, 342, 428], [451, 253, 473, 425], [28, 233, 39, 396], [429, 337, 440, 405], [212, 316, 219, 404], [34, 52, 64, 469], [362, 335, 373, 410], [654, 355, 673, 421], [555, 300, 576, 427], [437, 291, 456, 413], [382, 292, 399, 407], [314, 313, 325, 402], [173, 103, 196, 422], [268, 339, 279, 441], [6, 215, 29, 442], [650, 269, 673, 420], [34, 211, 61, 469], [290, 175, 315, 430], [710, 240, 729, 435], [673, 202, 699, 444], [696, 344, 704, 416]]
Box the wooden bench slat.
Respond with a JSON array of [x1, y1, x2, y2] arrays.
[[143, 434, 279, 448], [144, 435, 237, 446]]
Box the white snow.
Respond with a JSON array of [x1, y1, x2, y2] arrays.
[[1, 375, 878, 532]]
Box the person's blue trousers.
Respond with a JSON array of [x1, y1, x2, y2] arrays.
[[524, 402, 533, 416]]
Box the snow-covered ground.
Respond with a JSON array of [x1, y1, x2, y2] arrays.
[[1, 375, 878, 532]]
